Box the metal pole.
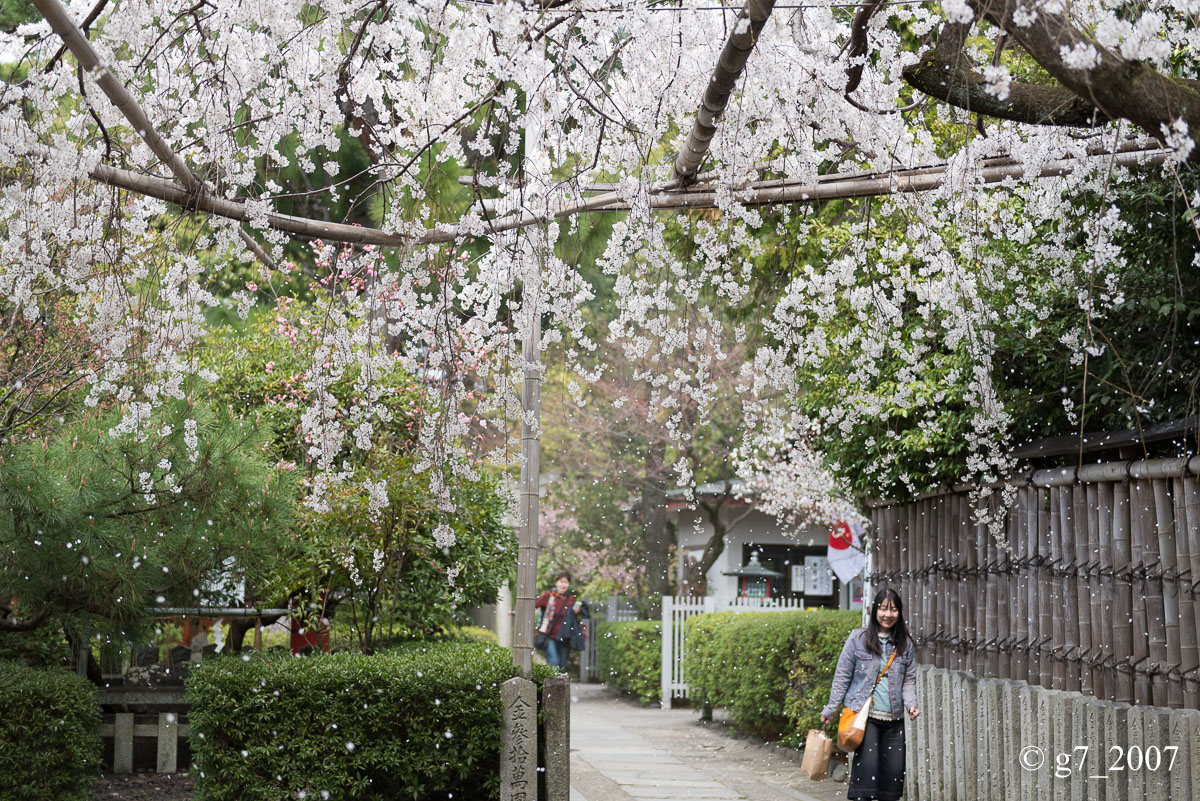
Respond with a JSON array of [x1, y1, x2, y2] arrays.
[[513, 312, 542, 678]]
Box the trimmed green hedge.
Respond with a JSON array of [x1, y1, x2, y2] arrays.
[[0, 660, 102, 801], [187, 642, 556, 801], [595, 620, 661, 704], [685, 609, 859, 744]]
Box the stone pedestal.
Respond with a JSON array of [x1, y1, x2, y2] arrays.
[[502, 676, 537, 801]]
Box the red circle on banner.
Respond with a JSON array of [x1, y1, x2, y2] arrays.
[[829, 521, 853, 550]]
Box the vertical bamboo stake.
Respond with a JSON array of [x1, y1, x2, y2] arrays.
[[1181, 477, 1200, 708], [955, 494, 965, 670], [1036, 487, 1053, 688], [1130, 479, 1156, 705], [973, 492, 987, 678], [1095, 481, 1114, 701], [1082, 482, 1101, 698], [986, 491, 1001, 678], [1051, 484, 1070, 690], [1153, 479, 1182, 708], [916, 501, 930, 663], [1058, 486, 1081, 692], [1111, 480, 1135, 704], [933, 497, 945, 668], [1003, 491, 1022, 681], [1012, 488, 1028, 682], [513, 310, 542, 678], [1070, 486, 1091, 695]]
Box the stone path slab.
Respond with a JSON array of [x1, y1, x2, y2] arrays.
[[569, 683, 849, 801]]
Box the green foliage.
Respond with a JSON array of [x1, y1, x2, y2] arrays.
[[685, 610, 859, 744], [0, 0, 36, 31], [747, 166, 1200, 501], [0, 626, 71, 668], [594, 620, 661, 704], [187, 643, 555, 801], [202, 295, 424, 469], [271, 453, 515, 652], [0, 660, 101, 801], [0, 398, 294, 634]]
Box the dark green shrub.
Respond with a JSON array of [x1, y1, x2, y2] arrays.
[[685, 609, 859, 744], [187, 642, 556, 801], [595, 621, 660, 704], [0, 660, 102, 801]]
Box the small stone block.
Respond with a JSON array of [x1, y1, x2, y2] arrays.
[[543, 674, 571, 801], [1170, 709, 1200, 801], [501, 676, 538, 801], [156, 712, 177, 774], [1127, 704, 1145, 801], [1105, 703, 1131, 801], [1068, 696, 1088, 801], [1018, 684, 1037, 801], [113, 712, 134, 774], [1143, 708, 1170, 801]]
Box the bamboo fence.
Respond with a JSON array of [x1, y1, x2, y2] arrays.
[[870, 455, 1200, 709]]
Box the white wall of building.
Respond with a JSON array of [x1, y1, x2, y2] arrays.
[[672, 502, 829, 605]]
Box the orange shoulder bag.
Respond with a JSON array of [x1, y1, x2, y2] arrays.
[[836, 648, 898, 752]]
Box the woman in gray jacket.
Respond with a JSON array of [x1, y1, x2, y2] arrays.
[[820, 588, 920, 800]]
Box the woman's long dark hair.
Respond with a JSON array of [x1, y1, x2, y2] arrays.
[[863, 587, 909, 657]]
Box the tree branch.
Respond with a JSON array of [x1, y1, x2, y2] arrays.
[[902, 21, 1101, 127], [968, 0, 1200, 150], [0, 608, 49, 632], [33, 0, 277, 268]]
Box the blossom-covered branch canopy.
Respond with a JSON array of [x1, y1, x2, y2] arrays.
[[1, 0, 1195, 516]]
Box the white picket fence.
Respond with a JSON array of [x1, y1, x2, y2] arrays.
[[660, 594, 806, 708]]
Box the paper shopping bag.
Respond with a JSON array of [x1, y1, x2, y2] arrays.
[[801, 729, 833, 780]]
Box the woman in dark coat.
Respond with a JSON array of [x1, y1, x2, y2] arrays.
[[820, 588, 920, 801], [534, 570, 588, 672]]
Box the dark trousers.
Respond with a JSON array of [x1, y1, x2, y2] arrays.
[[848, 717, 906, 800], [544, 638, 568, 672]]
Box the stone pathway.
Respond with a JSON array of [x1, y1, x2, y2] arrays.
[[569, 683, 849, 801]]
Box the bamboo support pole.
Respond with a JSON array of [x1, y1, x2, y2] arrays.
[[673, 0, 776, 183], [513, 314, 542, 678], [1097, 482, 1116, 701], [1074, 486, 1095, 695]]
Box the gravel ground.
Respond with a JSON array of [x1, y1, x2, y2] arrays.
[[93, 772, 194, 800]]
